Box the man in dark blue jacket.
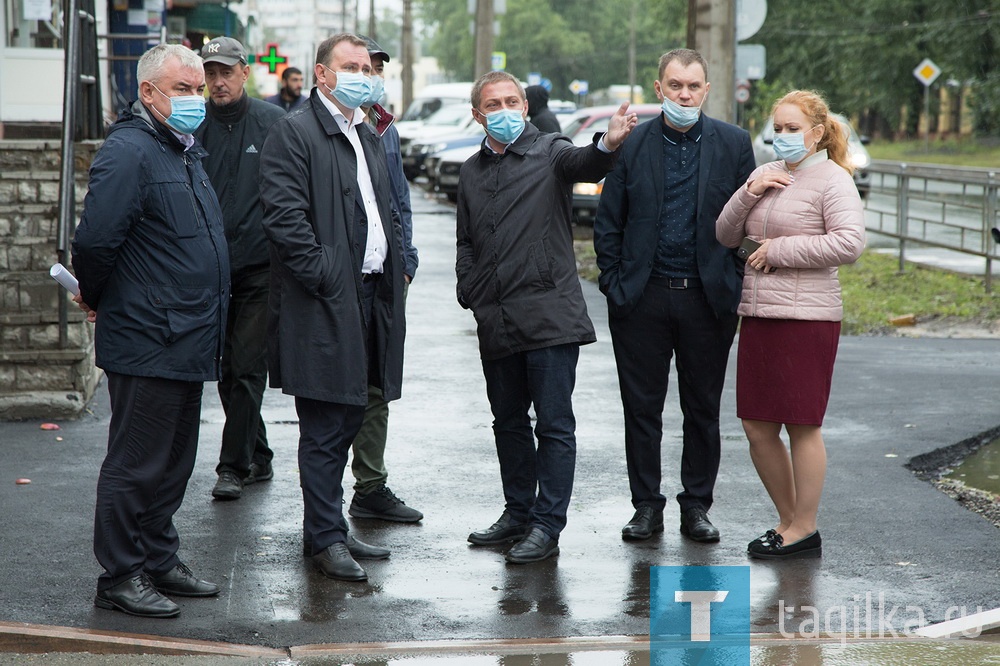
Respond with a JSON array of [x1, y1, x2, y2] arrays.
[[72, 44, 229, 618], [594, 48, 755, 546], [195, 37, 285, 501], [346, 35, 423, 524]]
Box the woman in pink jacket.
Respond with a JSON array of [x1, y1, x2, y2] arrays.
[[716, 90, 866, 560]]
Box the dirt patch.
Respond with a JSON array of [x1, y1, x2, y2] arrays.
[[892, 315, 1000, 339]]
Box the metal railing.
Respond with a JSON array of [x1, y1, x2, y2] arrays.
[[863, 160, 1000, 292]]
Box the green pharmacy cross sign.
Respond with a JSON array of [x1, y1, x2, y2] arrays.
[[256, 43, 288, 73]]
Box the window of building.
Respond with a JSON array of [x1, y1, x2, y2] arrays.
[[5, 0, 64, 48]]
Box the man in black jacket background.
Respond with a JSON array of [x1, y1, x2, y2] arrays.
[[195, 37, 285, 501]]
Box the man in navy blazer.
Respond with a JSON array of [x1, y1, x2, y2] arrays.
[[594, 48, 755, 545]]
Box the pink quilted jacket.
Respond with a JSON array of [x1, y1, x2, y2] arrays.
[[716, 151, 866, 321]]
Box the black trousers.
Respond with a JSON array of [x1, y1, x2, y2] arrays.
[[296, 277, 376, 555], [217, 266, 273, 477], [608, 278, 738, 514], [94, 372, 203, 590]]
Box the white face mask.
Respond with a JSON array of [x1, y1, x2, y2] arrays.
[[772, 125, 820, 164], [660, 93, 705, 128]]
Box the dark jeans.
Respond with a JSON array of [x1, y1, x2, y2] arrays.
[[481, 343, 580, 538], [608, 279, 738, 514], [217, 266, 272, 477], [95, 373, 203, 590]]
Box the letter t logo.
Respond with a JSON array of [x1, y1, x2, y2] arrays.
[[675, 590, 729, 641]]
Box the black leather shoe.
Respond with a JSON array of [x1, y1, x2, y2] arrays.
[[748, 531, 822, 560], [94, 574, 180, 618], [149, 563, 220, 597], [312, 542, 368, 581], [211, 470, 243, 500], [468, 511, 529, 545], [244, 461, 273, 485], [621, 506, 664, 541], [680, 507, 721, 543], [349, 485, 423, 522], [506, 527, 559, 564], [302, 534, 391, 560]]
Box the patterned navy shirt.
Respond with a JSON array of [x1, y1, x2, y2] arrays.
[[652, 117, 702, 278]]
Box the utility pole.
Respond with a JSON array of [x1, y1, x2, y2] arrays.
[[628, 0, 636, 103], [368, 0, 375, 39], [686, 0, 735, 123], [401, 0, 414, 113], [473, 0, 494, 79]]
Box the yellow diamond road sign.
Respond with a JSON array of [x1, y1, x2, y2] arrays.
[[913, 58, 941, 87]]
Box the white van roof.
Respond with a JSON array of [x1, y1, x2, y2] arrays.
[[412, 82, 474, 101]]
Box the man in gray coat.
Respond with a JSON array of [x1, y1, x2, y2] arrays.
[[456, 71, 636, 564], [259, 33, 405, 582]]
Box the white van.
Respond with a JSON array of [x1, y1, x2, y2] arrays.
[[401, 82, 474, 122]]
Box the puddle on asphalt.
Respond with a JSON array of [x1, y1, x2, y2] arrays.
[[944, 437, 1000, 495]]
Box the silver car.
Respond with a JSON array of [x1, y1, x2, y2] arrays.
[[753, 113, 871, 196]]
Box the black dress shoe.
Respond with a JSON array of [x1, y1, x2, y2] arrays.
[[748, 531, 822, 560], [302, 534, 391, 559], [505, 527, 559, 564], [312, 542, 368, 581], [680, 507, 721, 543], [149, 563, 220, 597], [468, 511, 529, 545], [244, 461, 273, 485], [621, 506, 664, 541], [95, 574, 180, 618]]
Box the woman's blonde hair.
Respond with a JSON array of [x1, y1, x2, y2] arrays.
[[772, 90, 854, 174]]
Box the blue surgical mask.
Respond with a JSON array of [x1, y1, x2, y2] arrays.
[[481, 108, 525, 145], [322, 66, 372, 110], [660, 94, 703, 129], [772, 127, 818, 164], [365, 75, 385, 107], [151, 84, 206, 135]]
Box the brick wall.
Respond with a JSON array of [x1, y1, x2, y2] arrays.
[[0, 139, 102, 420]]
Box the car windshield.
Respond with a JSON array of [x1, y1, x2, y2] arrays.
[[559, 115, 591, 137]]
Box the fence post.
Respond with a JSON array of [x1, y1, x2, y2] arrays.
[[986, 171, 996, 294], [897, 163, 909, 272]]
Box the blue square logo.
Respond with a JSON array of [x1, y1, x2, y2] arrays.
[[650, 566, 750, 665]]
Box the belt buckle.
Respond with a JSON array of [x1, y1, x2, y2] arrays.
[[669, 278, 689, 290]]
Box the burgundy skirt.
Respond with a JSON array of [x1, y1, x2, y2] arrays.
[[736, 317, 841, 426]]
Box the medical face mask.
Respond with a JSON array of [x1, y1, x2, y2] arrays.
[[660, 94, 703, 129], [322, 66, 372, 110], [481, 108, 525, 145], [365, 75, 385, 107], [772, 127, 819, 164], [151, 84, 206, 134]]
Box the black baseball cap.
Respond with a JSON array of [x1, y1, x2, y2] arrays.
[[200, 36, 248, 67], [359, 35, 390, 63]]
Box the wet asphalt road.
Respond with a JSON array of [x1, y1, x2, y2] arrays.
[[2, 192, 1000, 654]]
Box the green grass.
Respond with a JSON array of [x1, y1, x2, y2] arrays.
[[840, 251, 1000, 334], [867, 138, 1000, 168], [574, 240, 1000, 335]]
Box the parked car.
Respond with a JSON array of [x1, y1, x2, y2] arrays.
[[400, 82, 473, 122], [397, 104, 480, 179], [432, 143, 481, 202], [403, 127, 484, 182], [564, 104, 663, 222], [753, 113, 872, 196]]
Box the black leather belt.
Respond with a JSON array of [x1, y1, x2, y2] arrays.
[[361, 272, 382, 283], [650, 276, 701, 290]]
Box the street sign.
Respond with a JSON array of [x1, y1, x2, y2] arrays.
[[527, 72, 541, 86], [569, 79, 589, 95], [735, 87, 750, 104], [736, 0, 767, 42], [913, 58, 941, 87], [735, 44, 766, 80], [491, 51, 506, 71]]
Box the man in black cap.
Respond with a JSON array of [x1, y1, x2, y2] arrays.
[[346, 35, 423, 524], [195, 36, 285, 501]]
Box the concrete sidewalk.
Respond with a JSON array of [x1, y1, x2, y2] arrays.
[[1, 192, 999, 661]]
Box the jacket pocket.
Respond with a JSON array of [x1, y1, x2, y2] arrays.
[[148, 285, 214, 345], [148, 180, 202, 239], [528, 238, 555, 290]]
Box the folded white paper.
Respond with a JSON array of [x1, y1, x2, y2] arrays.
[[49, 263, 80, 296]]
